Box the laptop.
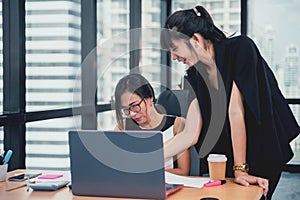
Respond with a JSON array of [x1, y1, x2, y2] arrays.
[[68, 130, 183, 199]]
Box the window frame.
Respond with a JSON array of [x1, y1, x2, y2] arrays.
[[1, 0, 299, 171]]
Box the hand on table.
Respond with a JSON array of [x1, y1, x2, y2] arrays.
[[234, 171, 269, 197]]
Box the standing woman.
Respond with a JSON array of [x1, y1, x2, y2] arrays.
[[160, 5, 299, 199], [114, 73, 191, 176]]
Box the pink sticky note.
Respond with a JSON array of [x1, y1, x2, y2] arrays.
[[38, 174, 63, 179]]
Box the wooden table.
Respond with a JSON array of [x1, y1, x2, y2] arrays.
[[0, 169, 263, 200]]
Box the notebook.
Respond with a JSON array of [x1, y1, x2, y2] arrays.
[[68, 130, 183, 199]]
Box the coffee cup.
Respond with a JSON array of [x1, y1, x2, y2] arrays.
[[207, 154, 227, 181]]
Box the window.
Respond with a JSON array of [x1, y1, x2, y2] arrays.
[[230, 13, 239, 20], [171, 0, 241, 88], [229, 24, 239, 32], [249, 0, 300, 163], [118, 13, 127, 24], [171, 0, 198, 89], [98, 110, 116, 130], [0, 127, 3, 151], [118, 43, 127, 52], [151, 28, 160, 38], [24, 0, 81, 171], [290, 105, 300, 163], [151, 13, 160, 23], [111, 28, 127, 36], [97, 0, 129, 129], [112, 72, 125, 82], [1, 0, 298, 174], [141, 0, 162, 92], [151, 0, 160, 8], [0, 1, 3, 148], [112, 0, 127, 9], [230, 0, 239, 8], [25, 0, 81, 111], [114, 58, 127, 68], [213, 13, 224, 21], [26, 116, 80, 171], [151, 57, 160, 64], [210, 1, 224, 10]]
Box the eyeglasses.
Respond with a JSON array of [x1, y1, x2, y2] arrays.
[[121, 99, 144, 116]]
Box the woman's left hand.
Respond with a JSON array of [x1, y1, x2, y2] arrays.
[[234, 171, 269, 197]]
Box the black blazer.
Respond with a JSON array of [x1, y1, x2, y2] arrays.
[[185, 35, 300, 177]]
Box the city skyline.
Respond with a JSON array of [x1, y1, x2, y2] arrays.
[[251, 0, 300, 65]]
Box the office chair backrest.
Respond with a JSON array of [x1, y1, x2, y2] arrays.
[[156, 89, 189, 117], [156, 89, 200, 176]]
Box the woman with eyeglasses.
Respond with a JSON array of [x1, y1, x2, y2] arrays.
[[114, 73, 191, 176]]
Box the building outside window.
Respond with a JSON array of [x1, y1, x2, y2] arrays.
[[171, 0, 241, 89], [249, 0, 300, 163], [97, 0, 130, 130], [141, 0, 162, 96], [24, 0, 81, 171]]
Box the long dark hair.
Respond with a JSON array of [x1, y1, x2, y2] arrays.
[[160, 5, 226, 50], [114, 73, 155, 129]]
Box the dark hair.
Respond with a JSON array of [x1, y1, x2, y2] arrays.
[[160, 5, 226, 50], [114, 73, 155, 129]]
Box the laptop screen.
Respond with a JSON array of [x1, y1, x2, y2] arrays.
[[69, 130, 167, 199]]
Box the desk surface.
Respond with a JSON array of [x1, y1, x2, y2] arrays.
[[0, 169, 263, 200]]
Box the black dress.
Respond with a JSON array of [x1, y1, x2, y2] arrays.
[[185, 35, 300, 198]]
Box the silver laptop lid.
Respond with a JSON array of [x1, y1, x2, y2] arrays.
[[69, 130, 166, 199]]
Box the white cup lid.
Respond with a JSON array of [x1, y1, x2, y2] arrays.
[[207, 154, 227, 162]]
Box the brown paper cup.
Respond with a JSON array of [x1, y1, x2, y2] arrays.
[[207, 154, 227, 181]]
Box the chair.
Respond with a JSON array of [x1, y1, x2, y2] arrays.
[[156, 89, 189, 118], [156, 89, 200, 176]]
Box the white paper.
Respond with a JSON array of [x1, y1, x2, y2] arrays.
[[161, 128, 174, 169], [165, 171, 210, 188]]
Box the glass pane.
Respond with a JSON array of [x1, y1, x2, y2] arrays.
[[25, 0, 81, 111], [26, 116, 80, 171], [249, 0, 300, 162], [96, 0, 129, 105], [0, 127, 3, 151], [98, 110, 116, 130], [96, 0, 130, 130], [171, 0, 241, 89], [0, 0, 3, 148], [141, 0, 162, 95], [248, 0, 300, 98], [0, 0, 3, 114], [289, 105, 300, 163]]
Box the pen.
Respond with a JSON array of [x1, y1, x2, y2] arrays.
[[5, 183, 27, 191], [3, 150, 13, 164], [204, 180, 226, 187]]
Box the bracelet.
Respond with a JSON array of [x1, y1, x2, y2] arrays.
[[233, 163, 249, 172]]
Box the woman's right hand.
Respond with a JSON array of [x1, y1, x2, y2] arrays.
[[234, 171, 269, 197]]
